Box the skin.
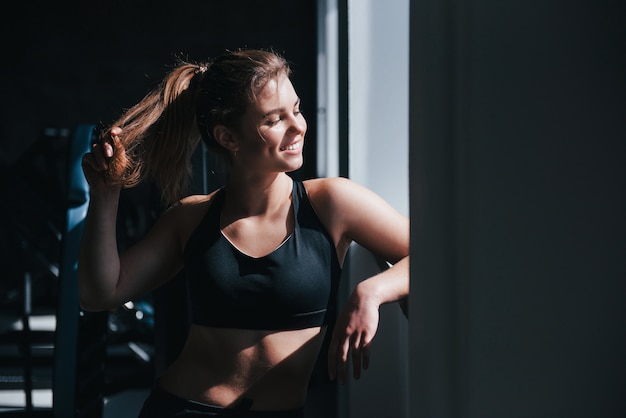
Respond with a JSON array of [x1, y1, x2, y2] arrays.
[[79, 73, 409, 411]]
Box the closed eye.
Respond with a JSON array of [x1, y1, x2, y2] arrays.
[[265, 110, 303, 127], [262, 98, 303, 126]]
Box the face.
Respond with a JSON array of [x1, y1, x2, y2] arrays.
[[233, 74, 307, 173]]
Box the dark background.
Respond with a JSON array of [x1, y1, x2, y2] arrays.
[[0, 0, 318, 170]]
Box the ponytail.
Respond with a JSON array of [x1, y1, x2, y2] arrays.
[[99, 49, 291, 206], [101, 62, 207, 205]]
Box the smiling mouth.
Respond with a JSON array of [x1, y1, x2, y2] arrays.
[[280, 142, 301, 151]]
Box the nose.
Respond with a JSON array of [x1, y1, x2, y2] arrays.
[[288, 113, 307, 135]]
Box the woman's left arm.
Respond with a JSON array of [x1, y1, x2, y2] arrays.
[[308, 177, 409, 384], [329, 256, 409, 384]]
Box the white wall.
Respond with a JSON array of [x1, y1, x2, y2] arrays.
[[347, 0, 409, 216], [318, 0, 411, 417]]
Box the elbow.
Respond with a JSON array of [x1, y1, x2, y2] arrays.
[[79, 292, 113, 312], [78, 272, 117, 312], [79, 296, 104, 312]]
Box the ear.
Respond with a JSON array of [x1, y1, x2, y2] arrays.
[[212, 125, 239, 154]]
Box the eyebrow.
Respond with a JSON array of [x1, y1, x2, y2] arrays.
[[262, 98, 301, 118]]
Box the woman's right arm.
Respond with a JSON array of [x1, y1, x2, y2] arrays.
[[78, 128, 183, 311]]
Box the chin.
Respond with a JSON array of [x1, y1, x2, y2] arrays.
[[284, 158, 304, 172]]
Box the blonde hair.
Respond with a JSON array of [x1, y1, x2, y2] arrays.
[[100, 49, 290, 205]]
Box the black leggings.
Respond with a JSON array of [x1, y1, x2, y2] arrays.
[[137, 384, 305, 418]]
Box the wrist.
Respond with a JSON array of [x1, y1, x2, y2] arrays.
[[88, 185, 122, 211], [89, 184, 121, 200], [354, 279, 384, 309]]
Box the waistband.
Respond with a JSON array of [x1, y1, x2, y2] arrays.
[[139, 383, 305, 418]]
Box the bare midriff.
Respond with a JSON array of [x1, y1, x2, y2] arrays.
[[157, 324, 327, 411]]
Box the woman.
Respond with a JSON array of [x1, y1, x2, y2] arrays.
[[79, 49, 409, 417]]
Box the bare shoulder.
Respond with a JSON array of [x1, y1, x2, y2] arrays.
[[155, 189, 221, 239], [303, 176, 381, 209], [304, 177, 408, 263], [177, 191, 217, 207], [303, 176, 357, 199], [167, 189, 219, 212], [301, 176, 385, 232]]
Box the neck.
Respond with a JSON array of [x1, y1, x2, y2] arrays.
[[223, 172, 293, 217]]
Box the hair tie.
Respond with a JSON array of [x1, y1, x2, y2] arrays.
[[195, 64, 208, 74]]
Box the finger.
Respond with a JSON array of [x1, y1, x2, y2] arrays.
[[362, 342, 371, 371], [90, 143, 110, 170], [104, 128, 123, 156], [338, 337, 350, 384], [103, 140, 114, 158], [81, 152, 98, 171], [327, 335, 339, 380], [93, 129, 122, 167], [351, 333, 362, 380], [109, 130, 123, 153]]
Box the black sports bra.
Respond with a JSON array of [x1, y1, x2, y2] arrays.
[[184, 180, 342, 330]]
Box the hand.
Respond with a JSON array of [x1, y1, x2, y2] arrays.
[[327, 283, 380, 383], [81, 127, 123, 192]]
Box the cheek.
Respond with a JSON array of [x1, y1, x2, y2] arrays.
[[242, 125, 268, 147], [256, 127, 281, 146]]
